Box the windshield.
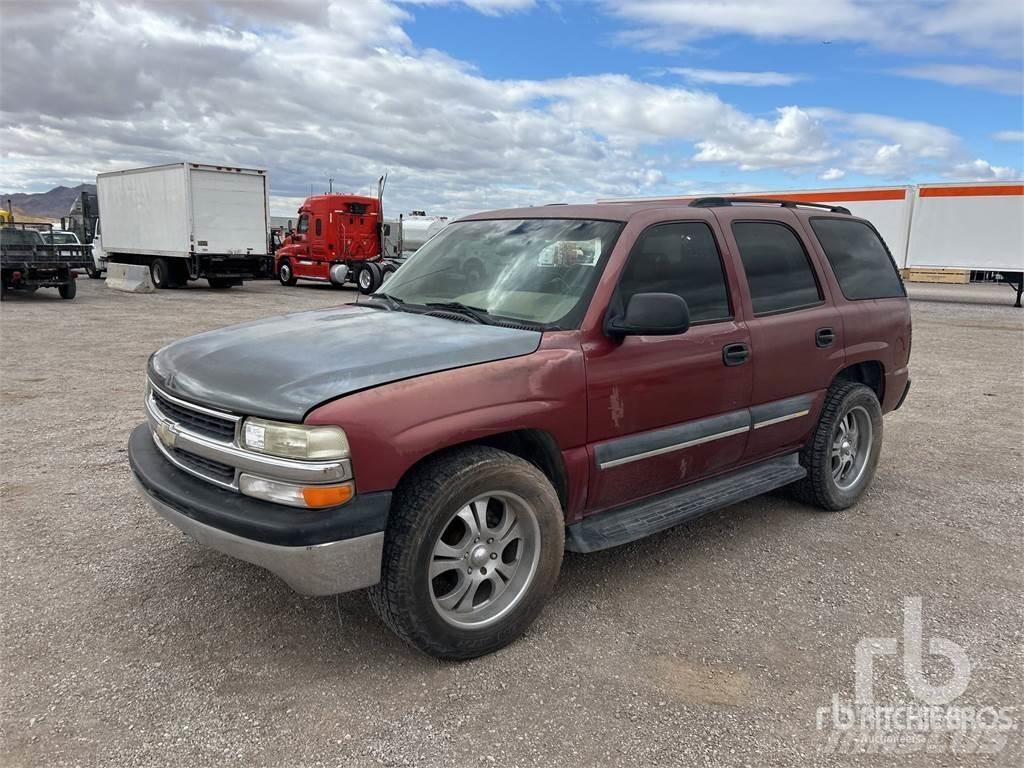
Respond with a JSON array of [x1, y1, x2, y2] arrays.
[[379, 218, 622, 328], [0, 229, 44, 246]]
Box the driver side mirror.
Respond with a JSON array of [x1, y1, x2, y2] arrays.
[[605, 292, 690, 337]]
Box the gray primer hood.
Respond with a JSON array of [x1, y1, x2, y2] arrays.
[[148, 305, 542, 421]]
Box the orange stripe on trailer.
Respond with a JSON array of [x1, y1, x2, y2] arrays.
[[919, 184, 1024, 198], [746, 189, 907, 203]]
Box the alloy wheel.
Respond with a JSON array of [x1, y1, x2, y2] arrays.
[[428, 492, 541, 629]]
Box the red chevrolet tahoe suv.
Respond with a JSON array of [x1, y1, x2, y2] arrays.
[[129, 197, 912, 659]]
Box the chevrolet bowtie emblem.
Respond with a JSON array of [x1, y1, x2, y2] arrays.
[[156, 422, 178, 448]]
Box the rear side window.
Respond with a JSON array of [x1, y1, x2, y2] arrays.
[[732, 222, 822, 315], [315, 218, 322, 237], [810, 218, 905, 300], [618, 222, 731, 323]]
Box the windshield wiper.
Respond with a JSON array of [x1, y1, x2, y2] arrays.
[[366, 292, 406, 311], [425, 301, 491, 324]]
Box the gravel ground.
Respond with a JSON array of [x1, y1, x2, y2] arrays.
[[2, 278, 1021, 767]]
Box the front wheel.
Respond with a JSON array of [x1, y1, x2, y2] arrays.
[[86, 266, 103, 279], [368, 446, 564, 660], [58, 280, 77, 300], [278, 259, 297, 286], [789, 382, 883, 511]]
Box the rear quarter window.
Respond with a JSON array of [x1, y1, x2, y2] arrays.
[[810, 217, 905, 300]]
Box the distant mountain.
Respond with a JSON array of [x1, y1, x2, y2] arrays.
[[0, 183, 96, 220]]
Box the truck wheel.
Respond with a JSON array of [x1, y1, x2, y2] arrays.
[[278, 259, 297, 286], [58, 280, 77, 300], [357, 263, 381, 295], [368, 446, 564, 660], [86, 267, 103, 279], [789, 382, 883, 511], [150, 258, 170, 289]]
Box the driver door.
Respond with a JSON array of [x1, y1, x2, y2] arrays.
[[584, 220, 753, 513]]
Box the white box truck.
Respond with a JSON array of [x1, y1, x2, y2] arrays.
[[95, 162, 270, 289]]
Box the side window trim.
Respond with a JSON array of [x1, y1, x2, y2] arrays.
[[730, 219, 825, 317], [808, 215, 907, 301], [614, 220, 735, 326]]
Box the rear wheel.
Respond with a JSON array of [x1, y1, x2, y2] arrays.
[[150, 257, 170, 289], [278, 259, 297, 286], [58, 280, 77, 300], [357, 263, 382, 295], [789, 382, 883, 511], [368, 446, 564, 660]]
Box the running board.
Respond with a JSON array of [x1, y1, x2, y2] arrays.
[[565, 454, 806, 553]]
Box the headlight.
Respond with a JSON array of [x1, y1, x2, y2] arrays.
[[241, 418, 349, 461]]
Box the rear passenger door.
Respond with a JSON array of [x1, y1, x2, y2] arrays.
[[719, 210, 843, 461], [584, 218, 753, 513]]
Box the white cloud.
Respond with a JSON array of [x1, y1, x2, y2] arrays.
[[892, 64, 1024, 95], [820, 168, 846, 180], [669, 68, 806, 87], [946, 159, 1018, 181], [399, 0, 536, 13], [0, 0, 1016, 214], [993, 130, 1024, 141], [692, 106, 837, 170], [608, 0, 1024, 57]]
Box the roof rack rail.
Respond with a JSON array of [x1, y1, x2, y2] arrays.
[[688, 197, 852, 215]]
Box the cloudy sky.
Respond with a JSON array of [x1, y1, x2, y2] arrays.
[[1, 0, 1021, 217]]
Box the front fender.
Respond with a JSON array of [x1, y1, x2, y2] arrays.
[[304, 333, 587, 497]]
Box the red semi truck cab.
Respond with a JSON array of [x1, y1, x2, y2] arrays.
[[274, 194, 396, 294]]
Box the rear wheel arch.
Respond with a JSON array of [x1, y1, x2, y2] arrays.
[[833, 360, 885, 402]]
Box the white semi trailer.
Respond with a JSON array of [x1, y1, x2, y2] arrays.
[[95, 162, 270, 289], [600, 181, 1024, 306]]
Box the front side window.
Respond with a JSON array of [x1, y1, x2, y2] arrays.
[[732, 222, 822, 315], [617, 222, 731, 324], [810, 217, 905, 300], [381, 218, 623, 328], [296, 214, 309, 235]]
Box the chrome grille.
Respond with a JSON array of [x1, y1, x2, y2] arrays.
[[168, 446, 236, 484], [152, 389, 236, 442]]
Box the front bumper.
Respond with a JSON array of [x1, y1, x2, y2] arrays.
[[129, 423, 390, 595]]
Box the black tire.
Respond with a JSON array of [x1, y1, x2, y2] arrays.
[[86, 266, 103, 279], [150, 257, 170, 289], [368, 446, 565, 660], [207, 277, 234, 289], [357, 263, 382, 295], [789, 382, 883, 511], [278, 258, 297, 286], [58, 280, 77, 300]]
